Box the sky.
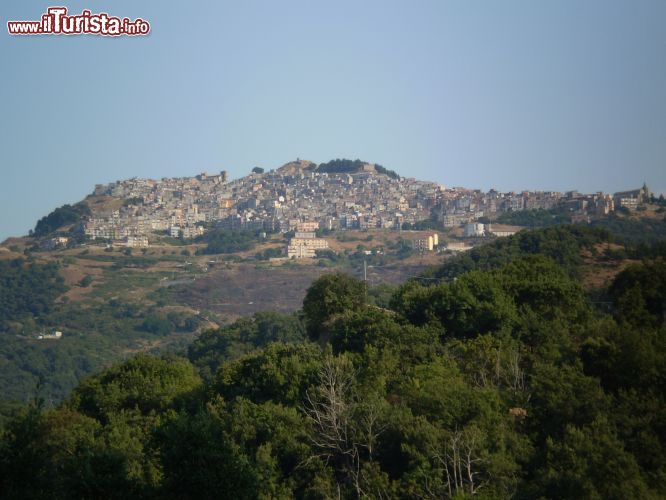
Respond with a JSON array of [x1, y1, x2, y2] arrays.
[[1, 0, 665, 240]]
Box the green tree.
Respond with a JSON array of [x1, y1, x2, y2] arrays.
[[215, 343, 322, 407], [33, 203, 91, 237], [188, 312, 305, 379], [79, 274, 93, 287], [534, 417, 654, 499], [69, 354, 201, 423], [302, 273, 367, 341], [609, 261, 666, 327], [0, 259, 67, 323], [157, 404, 258, 499]]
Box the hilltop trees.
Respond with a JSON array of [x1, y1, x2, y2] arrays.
[[33, 203, 90, 237], [316, 159, 400, 179]]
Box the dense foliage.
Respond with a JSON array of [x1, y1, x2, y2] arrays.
[[302, 273, 368, 341], [197, 229, 258, 255], [188, 311, 305, 379], [254, 247, 283, 260], [0, 290, 201, 407], [491, 208, 570, 227], [1, 225, 664, 498], [592, 213, 666, 245], [0, 259, 67, 325], [424, 225, 611, 280], [33, 203, 91, 237], [374, 164, 400, 180], [317, 159, 400, 179]]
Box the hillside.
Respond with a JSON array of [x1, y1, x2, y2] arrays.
[[0, 227, 445, 405], [0, 226, 664, 498], [274, 159, 316, 175], [1, 211, 664, 406]]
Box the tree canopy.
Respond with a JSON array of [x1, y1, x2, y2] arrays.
[[0, 259, 67, 325], [1, 226, 664, 499], [33, 203, 91, 237]]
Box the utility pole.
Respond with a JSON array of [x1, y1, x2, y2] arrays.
[[363, 259, 368, 301]]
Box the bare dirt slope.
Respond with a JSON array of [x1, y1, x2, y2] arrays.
[[171, 262, 430, 321]]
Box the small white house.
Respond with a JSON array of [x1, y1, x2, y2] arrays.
[[36, 329, 62, 340]]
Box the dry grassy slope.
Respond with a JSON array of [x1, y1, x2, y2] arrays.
[[579, 242, 640, 291], [0, 237, 32, 257], [84, 194, 125, 215], [170, 261, 432, 322], [633, 205, 664, 219], [274, 159, 316, 175], [0, 225, 450, 317], [0, 246, 23, 260], [5, 225, 650, 341]]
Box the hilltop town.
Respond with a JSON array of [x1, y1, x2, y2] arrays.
[[31, 158, 654, 257], [0, 157, 663, 416]]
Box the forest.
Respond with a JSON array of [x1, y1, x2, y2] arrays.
[[0, 259, 67, 325], [0, 225, 664, 498]]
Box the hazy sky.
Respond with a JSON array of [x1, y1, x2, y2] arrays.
[[1, 0, 665, 240]]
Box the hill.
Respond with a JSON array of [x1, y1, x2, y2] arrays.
[[0, 215, 664, 407], [33, 202, 91, 237], [274, 158, 401, 178], [274, 158, 316, 175], [0, 227, 443, 406], [0, 227, 664, 498], [314, 158, 400, 179]]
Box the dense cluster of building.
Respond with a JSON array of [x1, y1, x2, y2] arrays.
[[433, 187, 639, 227], [78, 160, 652, 252]]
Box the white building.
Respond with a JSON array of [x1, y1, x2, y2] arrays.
[[464, 223, 485, 237], [126, 235, 149, 247], [287, 232, 328, 258], [412, 236, 434, 251], [287, 245, 317, 258], [487, 224, 522, 237]]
